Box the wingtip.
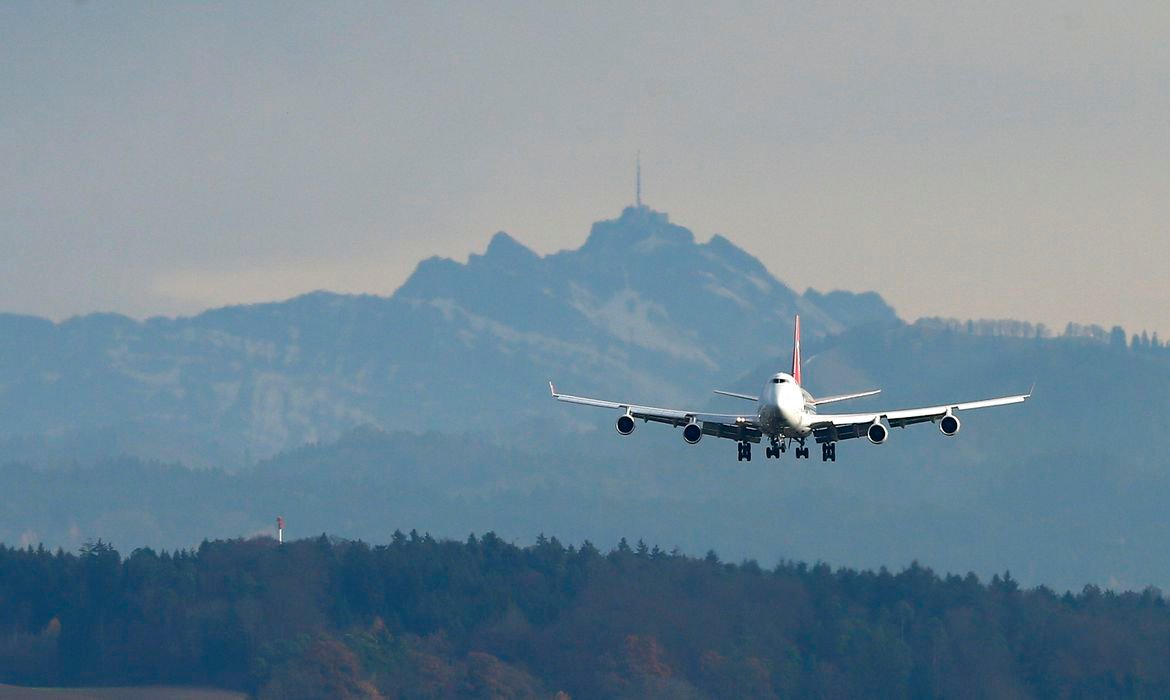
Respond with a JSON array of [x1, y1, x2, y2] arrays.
[[548, 380, 556, 397]]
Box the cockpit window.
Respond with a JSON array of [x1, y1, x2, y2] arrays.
[[772, 378, 785, 384]]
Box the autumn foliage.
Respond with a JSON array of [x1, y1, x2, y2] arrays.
[[0, 533, 1168, 697]]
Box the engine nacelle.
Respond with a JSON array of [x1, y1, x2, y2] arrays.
[[939, 413, 961, 437], [866, 421, 889, 445], [616, 414, 636, 436], [683, 422, 703, 444]]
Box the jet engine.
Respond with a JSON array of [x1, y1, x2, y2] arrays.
[[939, 413, 961, 436], [866, 421, 889, 445], [616, 414, 636, 436], [683, 422, 703, 444]]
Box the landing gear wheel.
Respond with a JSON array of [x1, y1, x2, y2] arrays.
[[795, 446, 809, 459], [766, 439, 782, 459], [736, 441, 752, 462], [821, 442, 837, 462]]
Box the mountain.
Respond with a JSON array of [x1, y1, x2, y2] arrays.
[[6, 205, 1170, 591], [0, 206, 895, 466]]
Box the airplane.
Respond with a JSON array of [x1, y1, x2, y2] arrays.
[[549, 315, 1029, 462]]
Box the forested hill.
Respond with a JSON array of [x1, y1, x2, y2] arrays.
[[1, 534, 1167, 699]]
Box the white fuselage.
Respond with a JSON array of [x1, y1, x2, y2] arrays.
[[756, 373, 815, 439]]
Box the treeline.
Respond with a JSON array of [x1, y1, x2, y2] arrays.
[[2, 534, 1169, 699], [916, 317, 1056, 339], [914, 316, 1170, 353]]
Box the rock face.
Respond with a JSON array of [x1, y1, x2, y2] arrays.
[[0, 206, 896, 465]]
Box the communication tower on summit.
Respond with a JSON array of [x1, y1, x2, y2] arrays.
[[636, 151, 642, 208], [276, 516, 285, 544]]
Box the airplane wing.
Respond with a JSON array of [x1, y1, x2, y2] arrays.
[[812, 389, 881, 405], [713, 389, 758, 401], [807, 391, 1030, 443], [550, 382, 763, 443]]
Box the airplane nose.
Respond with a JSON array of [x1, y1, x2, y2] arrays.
[[779, 403, 801, 428], [776, 386, 803, 428]]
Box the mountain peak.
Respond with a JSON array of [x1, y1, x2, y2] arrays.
[[618, 204, 670, 226], [483, 231, 538, 264], [581, 206, 694, 255]]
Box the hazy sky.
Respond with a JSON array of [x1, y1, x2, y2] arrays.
[[3, 2, 1169, 336]]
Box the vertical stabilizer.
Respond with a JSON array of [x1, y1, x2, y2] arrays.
[[792, 315, 802, 384]]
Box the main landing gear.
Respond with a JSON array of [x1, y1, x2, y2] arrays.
[[752, 438, 833, 462]]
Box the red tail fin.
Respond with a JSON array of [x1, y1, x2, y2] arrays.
[[791, 315, 802, 384]]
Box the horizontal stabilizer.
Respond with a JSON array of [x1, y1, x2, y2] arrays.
[[812, 389, 881, 405], [713, 389, 758, 402]]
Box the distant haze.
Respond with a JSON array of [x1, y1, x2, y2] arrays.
[[3, 2, 1169, 335]]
